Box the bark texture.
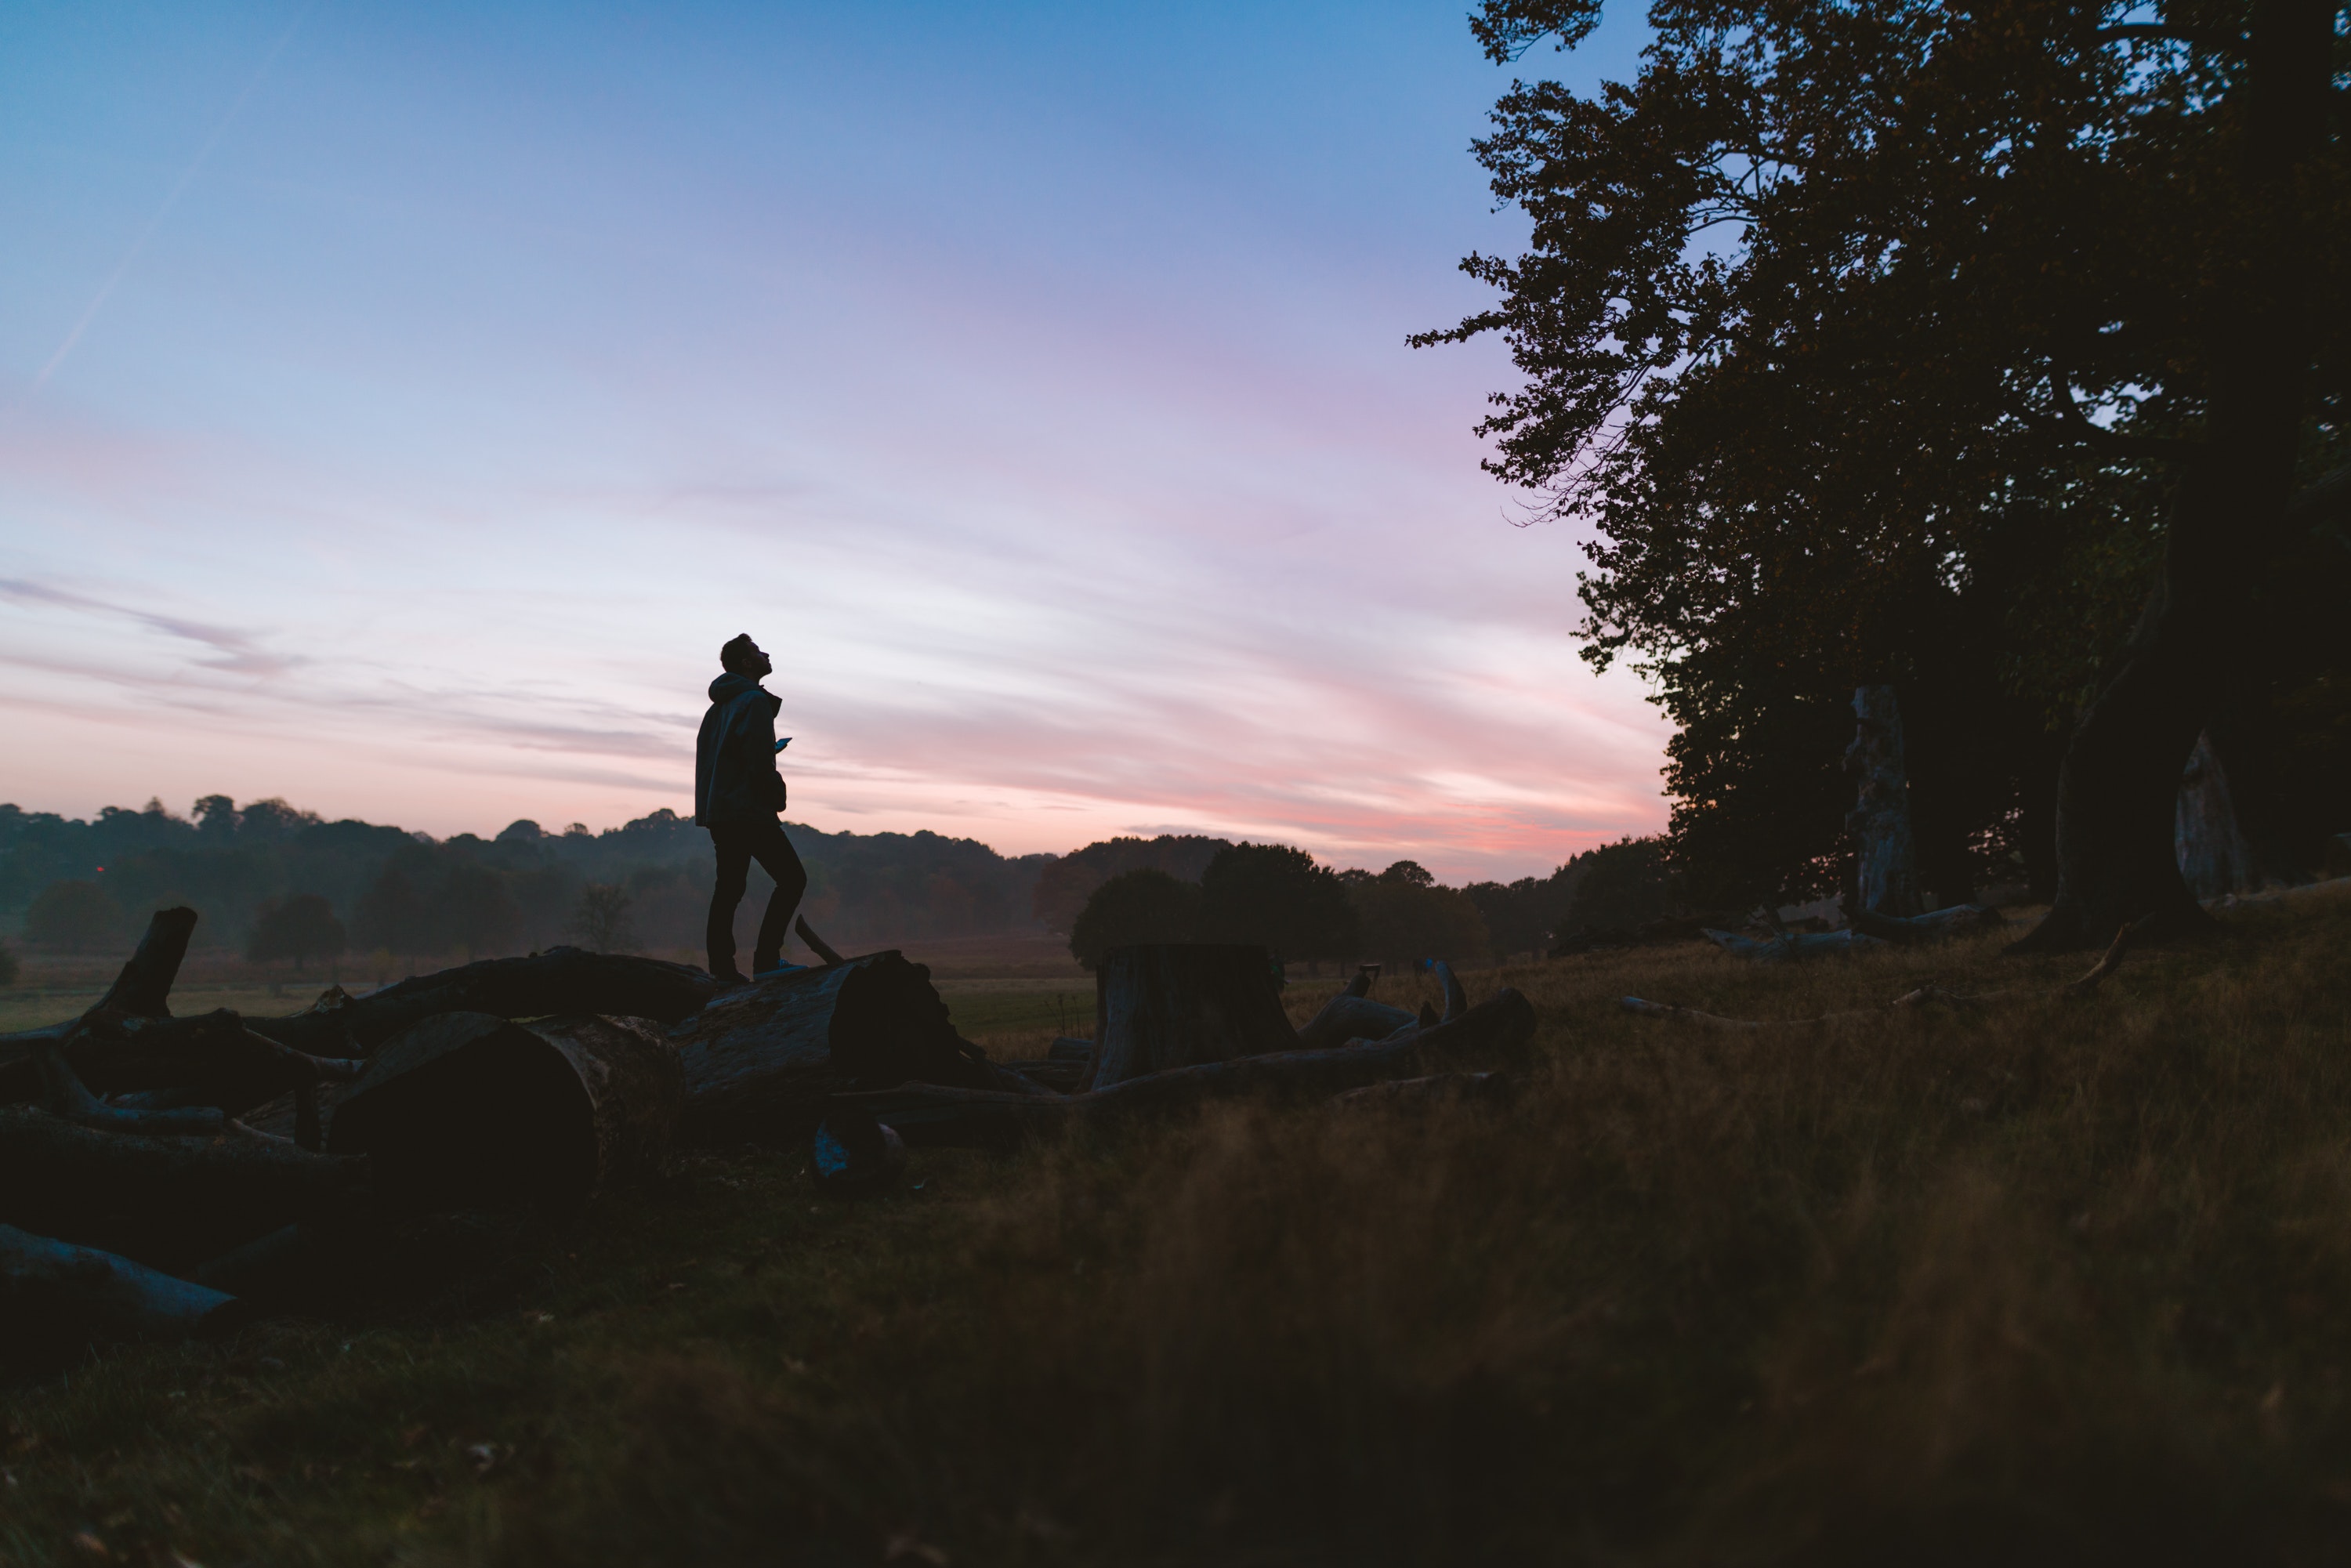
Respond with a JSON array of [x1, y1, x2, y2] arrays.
[[1846, 685, 1922, 918], [2175, 730, 2262, 898], [672, 951, 998, 1144], [1090, 944, 1298, 1090], [328, 1010, 680, 1215], [840, 987, 1538, 1146]]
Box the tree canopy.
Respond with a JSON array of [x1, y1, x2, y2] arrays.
[[1427, 0, 2351, 932]]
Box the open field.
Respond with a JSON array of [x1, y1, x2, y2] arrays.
[[7, 892, 2351, 1564]]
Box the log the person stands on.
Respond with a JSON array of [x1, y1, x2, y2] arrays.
[[0, 911, 1541, 1363]]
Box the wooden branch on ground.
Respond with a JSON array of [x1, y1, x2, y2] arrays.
[[1849, 904, 2007, 944], [1623, 920, 2157, 1030], [0, 1105, 367, 1270], [5, 1008, 367, 1117], [2, 1223, 255, 1360], [1327, 1071, 1513, 1110], [1294, 991, 1418, 1052], [27, 1030, 224, 1135], [1702, 927, 1886, 963], [796, 916, 847, 966], [97, 906, 198, 1018], [835, 987, 1539, 1146]]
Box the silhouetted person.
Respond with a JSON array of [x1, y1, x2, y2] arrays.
[[694, 633, 809, 983]]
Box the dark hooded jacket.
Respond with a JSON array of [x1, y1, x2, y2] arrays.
[[694, 672, 787, 827]]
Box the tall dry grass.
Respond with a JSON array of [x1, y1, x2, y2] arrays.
[[9, 893, 2351, 1566]]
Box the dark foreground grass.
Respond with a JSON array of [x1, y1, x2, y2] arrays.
[[7, 893, 2351, 1565]]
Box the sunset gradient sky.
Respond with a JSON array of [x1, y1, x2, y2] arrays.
[[0, 1, 1669, 882]]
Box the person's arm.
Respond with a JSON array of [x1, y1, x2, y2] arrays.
[[753, 697, 788, 813]]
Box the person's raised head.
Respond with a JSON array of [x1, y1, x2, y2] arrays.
[[719, 633, 772, 678]]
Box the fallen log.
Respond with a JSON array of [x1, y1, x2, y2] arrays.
[[1091, 943, 1298, 1090], [13, 1009, 366, 1117], [1294, 969, 1417, 1052], [1622, 918, 2154, 1029], [245, 947, 723, 1056], [0, 1106, 367, 1270], [1701, 927, 1886, 963], [96, 905, 198, 1017], [672, 951, 1001, 1145], [1328, 1072, 1515, 1110], [1849, 904, 2006, 945], [2, 1223, 255, 1363], [838, 987, 1539, 1146], [328, 1011, 681, 1215]]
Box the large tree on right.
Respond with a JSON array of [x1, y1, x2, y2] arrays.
[[1424, 0, 2349, 948]]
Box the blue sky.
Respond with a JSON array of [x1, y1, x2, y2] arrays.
[[0, 0, 1668, 880]]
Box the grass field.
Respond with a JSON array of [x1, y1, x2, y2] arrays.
[[6, 893, 2351, 1564]]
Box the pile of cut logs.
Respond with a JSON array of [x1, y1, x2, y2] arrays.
[[1, 911, 1534, 1366]]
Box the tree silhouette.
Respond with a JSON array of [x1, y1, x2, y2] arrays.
[[247, 893, 347, 972], [571, 882, 637, 951], [1431, 0, 2351, 946], [1069, 869, 1204, 970], [1198, 843, 1357, 971]]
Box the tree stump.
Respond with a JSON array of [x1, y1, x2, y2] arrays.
[[1846, 685, 1922, 918], [1090, 944, 1299, 1090], [328, 1011, 680, 1215]]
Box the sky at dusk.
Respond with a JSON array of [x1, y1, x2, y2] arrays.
[[1, 1, 1671, 882]]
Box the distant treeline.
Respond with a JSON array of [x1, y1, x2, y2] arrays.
[[0, 796, 1049, 969], [0, 796, 1666, 974], [1034, 833, 1676, 969]]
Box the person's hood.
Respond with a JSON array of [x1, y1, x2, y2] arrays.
[[708, 671, 762, 704]]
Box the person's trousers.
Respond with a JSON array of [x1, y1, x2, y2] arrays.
[[707, 818, 809, 976]]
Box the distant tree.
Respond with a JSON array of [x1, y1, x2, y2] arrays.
[[1033, 835, 1234, 936], [1198, 842, 1357, 971], [1464, 876, 1553, 961], [498, 819, 545, 843], [246, 893, 347, 972], [1559, 838, 1678, 939], [352, 866, 428, 959], [1069, 869, 1204, 970], [24, 879, 125, 953], [432, 864, 522, 960], [0, 943, 19, 987], [571, 883, 637, 951], [1347, 863, 1490, 969], [193, 795, 238, 841], [236, 798, 321, 842]]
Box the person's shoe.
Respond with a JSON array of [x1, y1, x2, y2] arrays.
[[710, 963, 749, 986]]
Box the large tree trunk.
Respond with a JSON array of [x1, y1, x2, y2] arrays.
[[673, 951, 1002, 1145], [1090, 944, 1297, 1090], [2016, 0, 2342, 951], [1846, 685, 1922, 918], [327, 1011, 681, 1215], [0, 1106, 366, 1271]]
